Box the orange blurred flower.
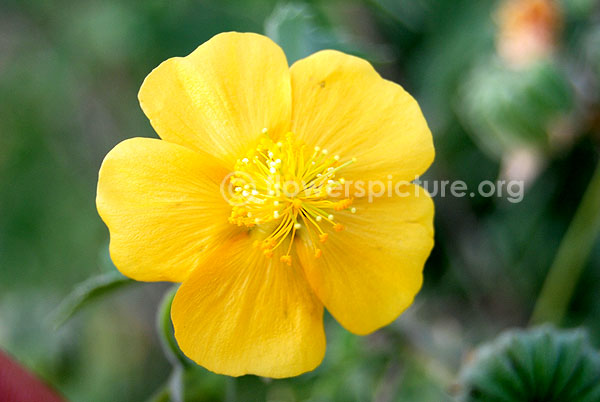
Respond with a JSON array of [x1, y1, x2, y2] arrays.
[[496, 0, 562, 68]]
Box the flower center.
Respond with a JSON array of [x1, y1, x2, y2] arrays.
[[227, 130, 356, 265]]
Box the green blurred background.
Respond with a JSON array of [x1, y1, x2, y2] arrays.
[[1, 0, 599, 401]]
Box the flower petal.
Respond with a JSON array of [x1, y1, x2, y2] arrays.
[[171, 233, 325, 378], [138, 32, 292, 166], [97, 138, 233, 283], [290, 50, 434, 182], [296, 184, 434, 335]]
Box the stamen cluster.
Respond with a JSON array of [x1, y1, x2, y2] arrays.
[[227, 130, 356, 265]]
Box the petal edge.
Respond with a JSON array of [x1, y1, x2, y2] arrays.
[[96, 137, 232, 282]]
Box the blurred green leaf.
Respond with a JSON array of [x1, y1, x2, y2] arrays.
[[180, 365, 228, 402], [459, 326, 600, 402], [264, 2, 337, 63], [366, 0, 431, 31], [265, 2, 315, 63], [147, 386, 170, 402], [559, 0, 599, 19], [50, 272, 134, 329], [264, 2, 380, 64], [458, 58, 573, 159]]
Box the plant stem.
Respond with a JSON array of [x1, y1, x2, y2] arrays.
[[530, 160, 600, 325], [157, 286, 190, 368], [145, 384, 170, 402], [225, 377, 237, 402]]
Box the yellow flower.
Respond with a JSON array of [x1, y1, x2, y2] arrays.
[[96, 32, 434, 378]]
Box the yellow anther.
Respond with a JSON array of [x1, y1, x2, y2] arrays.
[[264, 249, 273, 258], [315, 249, 322, 259], [319, 233, 329, 243], [333, 223, 344, 232], [280, 255, 292, 266], [334, 198, 353, 211]]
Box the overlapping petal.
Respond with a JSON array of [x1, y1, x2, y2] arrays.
[[96, 138, 233, 282], [171, 233, 325, 378], [296, 184, 434, 335], [138, 32, 292, 166], [290, 50, 434, 183]]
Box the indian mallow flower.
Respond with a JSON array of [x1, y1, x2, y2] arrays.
[[96, 32, 434, 378]]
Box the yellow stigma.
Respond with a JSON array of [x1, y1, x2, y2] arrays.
[[227, 131, 355, 264]]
